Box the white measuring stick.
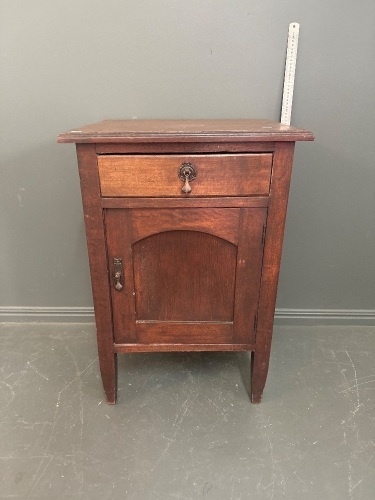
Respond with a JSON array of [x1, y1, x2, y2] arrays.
[[281, 22, 300, 125]]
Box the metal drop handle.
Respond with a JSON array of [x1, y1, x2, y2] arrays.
[[113, 258, 124, 291], [178, 163, 197, 194]]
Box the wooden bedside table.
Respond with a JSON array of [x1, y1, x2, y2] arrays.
[[58, 119, 313, 404]]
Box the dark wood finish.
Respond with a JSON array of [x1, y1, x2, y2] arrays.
[[95, 141, 276, 154], [105, 207, 265, 346], [136, 323, 233, 344], [101, 196, 269, 209], [57, 119, 314, 143], [233, 209, 266, 344], [133, 231, 237, 322], [257, 142, 296, 334], [124, 208, 240, 245], [58, 119, 313, 405], [251, 350, 271, 404], [114, 343, 255, 353], [75, 144, 117, 404], [98, 154, 272, 197], [105, 209, 137, 344], [252, 142, 296, 403]]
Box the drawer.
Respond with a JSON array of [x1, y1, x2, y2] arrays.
[[97, 154, 272, 197]]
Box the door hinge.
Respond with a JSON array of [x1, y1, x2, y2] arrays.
[[254, 314, 258, 333], [261, 223, 267, 246]]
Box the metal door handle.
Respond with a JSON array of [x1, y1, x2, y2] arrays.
[[113, 258, 124, 291]]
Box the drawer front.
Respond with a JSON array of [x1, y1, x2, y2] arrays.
[[98, 154, 272, 197]]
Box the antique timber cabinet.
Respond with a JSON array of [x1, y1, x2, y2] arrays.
[[58, 120, 313, 404]]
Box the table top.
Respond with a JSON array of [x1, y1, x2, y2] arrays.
[[57, 119, 314, 144]]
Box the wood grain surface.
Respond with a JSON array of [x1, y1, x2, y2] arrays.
[[61, 119, 313, 404], [57, 119, 314, 143], [98, 154, 272, 197]]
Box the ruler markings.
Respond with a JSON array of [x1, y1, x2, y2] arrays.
[[281, 23, 300, 126]]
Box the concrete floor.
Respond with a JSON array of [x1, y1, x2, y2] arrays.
[[0, 323, 374, 499]]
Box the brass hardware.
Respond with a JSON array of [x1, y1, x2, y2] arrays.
[[113, 258, 124, 291], [178, 163, 197, 194]]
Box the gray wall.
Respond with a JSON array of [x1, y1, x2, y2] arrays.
[[1, 1, 374, 322]]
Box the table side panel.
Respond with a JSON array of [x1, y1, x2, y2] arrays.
[[75, 144, 117, 403], [257, 142, 296, 340]]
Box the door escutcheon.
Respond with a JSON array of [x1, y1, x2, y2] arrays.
[[113, 258, 124, 291]]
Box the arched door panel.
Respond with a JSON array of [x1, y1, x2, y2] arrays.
[[133, 230, 237, 322], [105, 208, 266, 345]]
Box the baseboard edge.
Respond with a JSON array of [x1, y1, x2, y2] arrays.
[[274, 308, 375, 326], [0, 306, 374, 326]]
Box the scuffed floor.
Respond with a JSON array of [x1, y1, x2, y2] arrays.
[[0, 323, 374, 499]]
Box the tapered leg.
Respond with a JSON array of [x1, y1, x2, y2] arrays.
[[251, 349, 271, 403], [76, 144, 118, 405], [98, 350, 117, 404], [253, 143, 296, 402]]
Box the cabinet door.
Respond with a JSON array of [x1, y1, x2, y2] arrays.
[[105, 208, 266, 346]]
